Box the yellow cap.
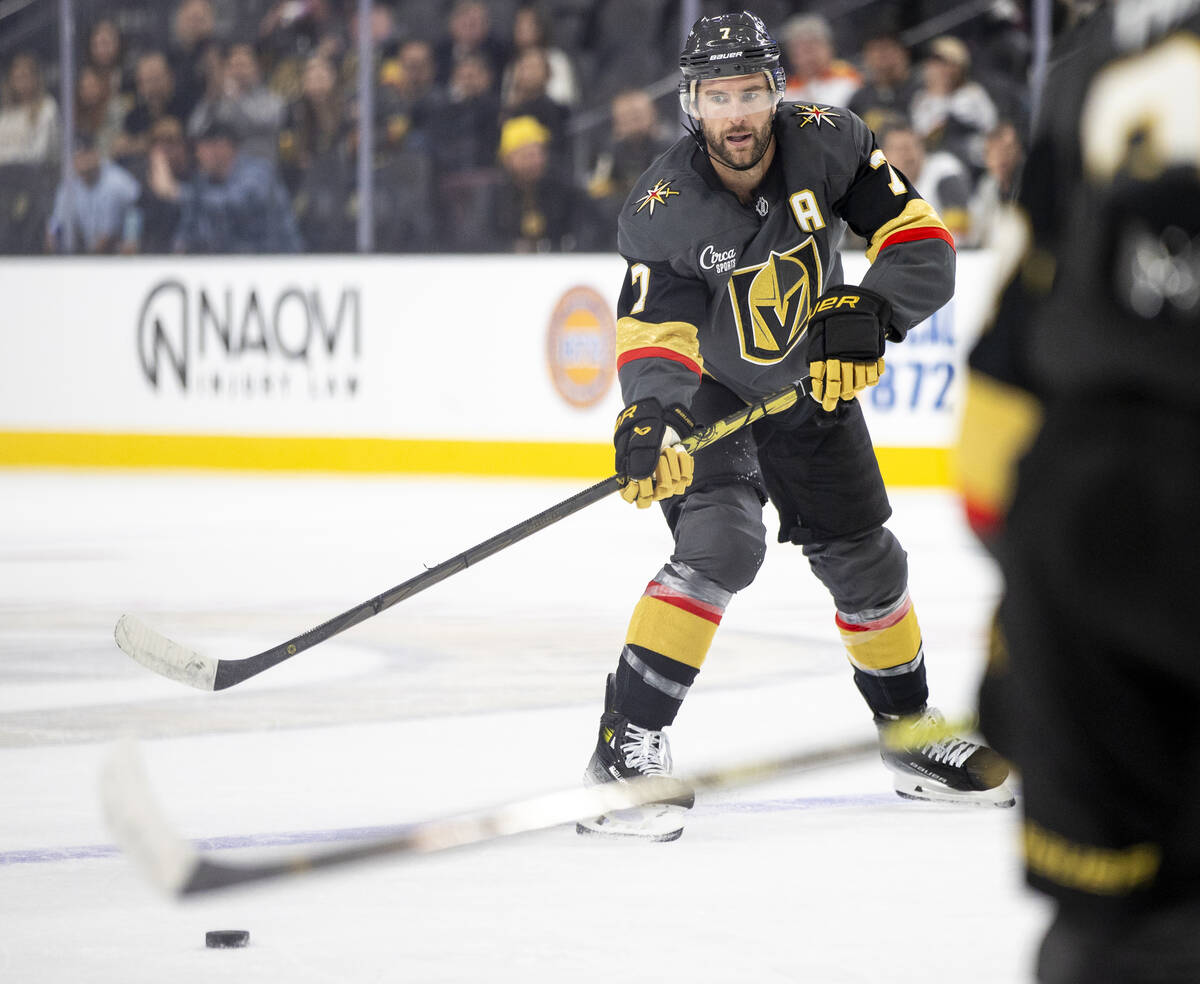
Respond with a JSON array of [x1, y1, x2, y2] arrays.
[[498, 115, 550, 159]]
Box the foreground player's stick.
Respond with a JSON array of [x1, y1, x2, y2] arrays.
[[100, 732, 875, 896], [100, 715, 980, 897], [114, 379, 810, 691]]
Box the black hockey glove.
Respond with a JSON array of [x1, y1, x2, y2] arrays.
[[806, 286, 893, 412], [613, 398, 696, 509]]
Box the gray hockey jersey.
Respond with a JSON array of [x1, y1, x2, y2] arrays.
[[615, 102, 956, 409]]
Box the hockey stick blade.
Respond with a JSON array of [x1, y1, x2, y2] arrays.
[[115, 614, 219, 691], [101, 728, 877, 897], [113, 380, 810, 691]]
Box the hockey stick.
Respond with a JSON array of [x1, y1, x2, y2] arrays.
[[100, 715, 982, 897], [114, 379, 810, 691], [100, 730, 879, 896]]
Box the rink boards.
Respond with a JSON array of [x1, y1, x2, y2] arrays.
[[0, 250, 1004, 485]]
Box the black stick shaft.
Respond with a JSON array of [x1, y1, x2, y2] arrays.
[[211, 381, 807, 688]]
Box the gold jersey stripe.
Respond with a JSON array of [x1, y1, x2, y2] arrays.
[[625, 595, 719, 670], [837, 603, 922, 671], [1023, 819, 1161, 896], [865, 199, 953, 264], [615, 317, 703, 369], [954, 370, 1044, 525]]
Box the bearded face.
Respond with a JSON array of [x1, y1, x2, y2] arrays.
[[692, 73, 778, 172]]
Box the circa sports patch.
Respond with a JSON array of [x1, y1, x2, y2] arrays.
[[633, 179, 680, 217]]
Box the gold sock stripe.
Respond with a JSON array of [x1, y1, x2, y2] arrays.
[[838, 604, 923, 672], [625, 595, 718, 671]]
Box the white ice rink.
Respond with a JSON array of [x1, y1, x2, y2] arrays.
[[1, 469, 1050, 983]]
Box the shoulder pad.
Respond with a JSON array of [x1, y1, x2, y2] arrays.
[[617, 141, 700, 260]]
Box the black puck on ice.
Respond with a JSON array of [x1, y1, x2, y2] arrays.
[[205, 930, 249, 949]]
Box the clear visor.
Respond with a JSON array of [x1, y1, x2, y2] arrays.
[[679, 75, 782, 120]]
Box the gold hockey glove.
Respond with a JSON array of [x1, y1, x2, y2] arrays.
[[807, 286, 893, 412], [613, 399, 696, 509]]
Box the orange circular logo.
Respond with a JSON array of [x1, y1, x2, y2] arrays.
[[546, 286, 616, 408]]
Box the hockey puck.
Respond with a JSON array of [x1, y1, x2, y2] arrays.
[[205, 930, 249, 949]]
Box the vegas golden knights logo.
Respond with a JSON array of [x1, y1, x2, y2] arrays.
[[726, 237, 824, 365]]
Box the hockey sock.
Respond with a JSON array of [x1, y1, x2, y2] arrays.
[[837, 593, 930, 717], [613, 565, 731, 729]]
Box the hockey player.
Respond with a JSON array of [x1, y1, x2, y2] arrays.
[[957, 1, 1200, 979], [579, 11, 1012, 842]]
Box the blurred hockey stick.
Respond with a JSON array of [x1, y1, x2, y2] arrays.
[[113, 379, 810, 691], [101, 734, 856, 896], [99, 715, 983, 897]]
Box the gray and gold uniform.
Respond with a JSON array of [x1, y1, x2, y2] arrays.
[[609, 103, 956, 727]]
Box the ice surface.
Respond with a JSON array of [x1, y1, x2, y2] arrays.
[[0, 470, 1049, 983]]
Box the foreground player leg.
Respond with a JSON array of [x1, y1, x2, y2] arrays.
[[808, 529, 1014, 807], [578, 483, 766, 840]]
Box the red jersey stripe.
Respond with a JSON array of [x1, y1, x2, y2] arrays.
[[878, 225, 956, 254], [617, 347, 703, 376]]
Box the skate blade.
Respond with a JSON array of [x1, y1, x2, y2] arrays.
[[893, 776, 1016, 808], [575, 803, 687, 842]]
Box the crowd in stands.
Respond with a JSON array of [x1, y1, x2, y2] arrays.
[[0, 0, 1032, 255]]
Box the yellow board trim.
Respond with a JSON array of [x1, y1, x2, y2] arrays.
[[0, 432, 952, 485]]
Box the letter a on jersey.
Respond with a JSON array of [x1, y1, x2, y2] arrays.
[[726, 237, 824, 365]]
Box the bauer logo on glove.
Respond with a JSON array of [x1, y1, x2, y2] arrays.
[[613, 398, 696, 509], [806, 285, 893, 412]]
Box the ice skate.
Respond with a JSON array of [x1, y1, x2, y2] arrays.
[[878, 707, 1015, 807], [576, 675, 694, 842]]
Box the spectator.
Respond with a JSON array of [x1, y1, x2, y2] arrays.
[[74, 65, 127, 160], [170, 0, 221, 113], [434, 0, 510, 85], [256, 0, 339, 101], [338, 1, 401, 96], [387, 38, 441, 138], [0, 53, 60, 166], [46, 135, 141, 254], [175, 119, 301, 253], [188, 43, 284, 163], [501, 48, 569, 154], [113, 52, 193, 163], [909, 35, 998, 173], [85, 20, 133, 104], [848, 32, 921, 135], [490, 114, 599, 253], [503, 4, 579, 108], [966, 120, 1024, 247], [278, 53, 351, 192], [878, 118, 971, 243], [432, 53, 501, 172], [138, 115, 192, 253], [780, 14, 861, 106], [587, 87, 674, 237]]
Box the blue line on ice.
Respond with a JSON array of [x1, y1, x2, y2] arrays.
[[0, 792, 898, 866]]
